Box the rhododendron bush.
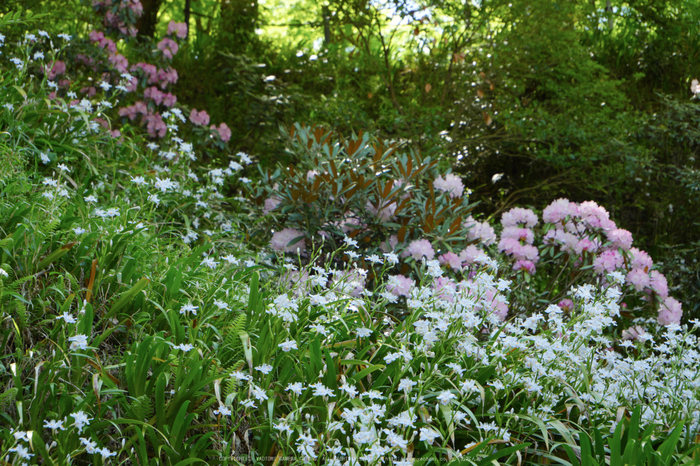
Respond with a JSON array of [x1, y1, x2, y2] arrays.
[[253, 124, 683, 329]]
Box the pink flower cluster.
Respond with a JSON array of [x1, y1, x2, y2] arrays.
[[438, 245, 483, 271], [157, 38, 179, 60], [211, 123, 232, 142], [464, 216, 496, 245], [271, 228, 306, 253], [45, 61, 66, 80], [89, 31, 117, 53], [144, 87, 177, 107], [366, 200, 396, 222], [167, 21, 188, 39], [498, 207, 539, 273], [402, 239, 435, 261], [94, 0, 143, 36], [542, 198, 680, 325], [433, 174, 464, 198], [130, 64, 179, 88], [190, 109, 210, 126]]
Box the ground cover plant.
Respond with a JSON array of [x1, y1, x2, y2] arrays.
[[1, 5, 700, 466]]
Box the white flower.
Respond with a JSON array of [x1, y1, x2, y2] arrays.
[[213, 299, 229, 310], [200, 257, 218, 269], [40, 152, 51, 164], [398, 378, 417, 392], [57, 312, 77, 324], [99, 447, 117, 460], [174, 343, 194, 352], [310, 382, 334, 397], [12, 431, 29, 442], [84, 195, 98, 203], [9, 444, 33, 460], [214, 404, 232, 416], [230, 371, 251, 382], [71, 411, 92, 433], [180, 303, 198, 315], [131, 176, 147, 185], [80, 437, 98, 454], [69, 334, 89, 351], [286, 382, 304, 395], [0, 269, 9, 278], [344, 235, 359, 248], [278, 340, 298, 352], [239, 152, 253, 164], [241, 399, 256, 408], [339, 382, 358, 398], [44, 419, 66, 430], [436, 390, 457, 405], [419, 427, 440, 443], [252, 384, 269, 401], [355, 327, 372, 338], [256, 363, 273, 374]]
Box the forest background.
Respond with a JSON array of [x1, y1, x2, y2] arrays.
[[5, 0, 700, 313]]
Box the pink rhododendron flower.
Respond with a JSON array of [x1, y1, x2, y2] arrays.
[[501, 207, 538, 228], [464, 217, 496, 245], [578, 201, 616, 230], [162, 93, 177, 107], [458, 245, 482, 266], [543, 229, 578, 253], [498, 239, 539, 262], [143, 112, 167, 138], [630, 248, 653, 272], [558, 299, 574, 312], [574, 237, 599, 255], [621, 325, 647, 341], [607, 228, 633, 251], [513, 260, 536, 274], [433, 174, 464, 198], [593, 249, 623, 274], [379, 235, 399, 252], [280, 270, 310, 297], [626, 268, 650, 292], [190, 109, 210, 126], [131, 62, 158, 83], [157, 67, 179, 88], [167, 20, 188, 39], [366, 200, 396, 222], [501, 227, 534, 244], [542, 198, 578, 224], [403, 239, 435, 261], [108, 53, 128, 73], [484, 289, 508, 321], [387, 274, 414, 297], [80, 86, 97, 97], [46, 60, 66, 80], [658, 297, 682, 326], [333, 269, 366, 297], [271, 228, 305, 253], [212, 123, 231, 142], [144, 86, 164, 105], [263, 197, 281, 214], [649, 271, 668, 298], [157, 38, 179, 59], [433, 277, 456, 302], [438, 252, 462, 271]]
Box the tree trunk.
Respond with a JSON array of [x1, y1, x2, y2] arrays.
[[136, 0, 163, 38]]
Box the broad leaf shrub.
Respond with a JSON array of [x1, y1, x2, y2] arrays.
[[1, 17, 699, 466]]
